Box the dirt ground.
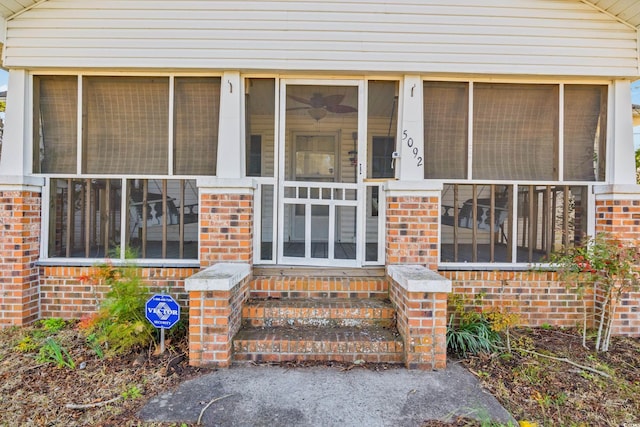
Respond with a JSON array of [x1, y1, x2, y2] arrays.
[[1, 322, 638, 426], [446, 327, 640, 426]]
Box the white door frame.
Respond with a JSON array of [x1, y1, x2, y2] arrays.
[[276, 79, 367, 267]]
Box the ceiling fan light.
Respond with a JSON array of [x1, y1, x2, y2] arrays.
[[308, 107, 327, 121]]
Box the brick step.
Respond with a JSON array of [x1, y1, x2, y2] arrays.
[[242, 298, 396, 328], [250, 276, 389, 299], [232, 325, 404, 364]]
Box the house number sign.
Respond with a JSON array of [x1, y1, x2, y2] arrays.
[[402, 130, 423, 167]]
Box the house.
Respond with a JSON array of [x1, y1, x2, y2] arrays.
[[0, 0, 638, 370]]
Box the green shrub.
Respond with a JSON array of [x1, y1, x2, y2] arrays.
[[447, 316, 501, 357], [549, 233, 640, 352], [38, 318, 67, 333], [37, 338, 75, 369], [446, 294, 502, 357], [79, 252, 155, 356]]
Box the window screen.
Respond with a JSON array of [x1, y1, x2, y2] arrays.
[[83, 77, 169, 174], [174, 77, 220, 175], [34, 76, 78, 174], [246, 78, 276, 177], [424, 81, 468, 179], [473, 84, 558, 181], [564, 85, 607, 181]]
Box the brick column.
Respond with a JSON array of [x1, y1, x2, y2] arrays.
[[185, 263, 251, 367], [593, 185, 640, 337], [0, 178, 44, 327], [384, 181, 441, 270], [198, 178, 255, 268], [387, 265, 451, 370]]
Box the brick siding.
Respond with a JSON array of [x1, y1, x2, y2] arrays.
[[0, 191, 41, 326], [188, 275, 250, 367], [442, 271, 593, 328], [594, 197, 640, 337], [389, 279, 448, 370], [386, 195, 439, 269], [39, 266, 197, 319], [199, 193, 253, 267]]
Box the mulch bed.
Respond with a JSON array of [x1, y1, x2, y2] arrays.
[[1, 323, 638, 426]]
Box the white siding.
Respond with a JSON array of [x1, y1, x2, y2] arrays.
[[2, 0, 638, 76]]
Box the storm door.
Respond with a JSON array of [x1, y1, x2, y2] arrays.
[[278, 81, 364, 266]]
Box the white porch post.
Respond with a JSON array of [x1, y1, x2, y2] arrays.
[[396, 75, 424, 181], [608, 80, 636, 185], [0, 69, 30, 179], [216, 71, 244, 179]]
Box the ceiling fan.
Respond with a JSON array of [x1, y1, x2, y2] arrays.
[[287, 93, 357, 120]]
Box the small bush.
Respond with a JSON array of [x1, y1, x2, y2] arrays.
[[14, 336, 39, 353], [447, 316, 500, 357], [79, 253, 155, 356], [446, 294, 501, 357], [37, 338, 75, 369]]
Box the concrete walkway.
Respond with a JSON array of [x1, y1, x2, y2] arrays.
[[139, 362, 516, 426]]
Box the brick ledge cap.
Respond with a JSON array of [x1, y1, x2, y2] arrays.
[[387, 265, 452, 293], [185, 263, 251, 291], [593, 184, 640, 195], [0, 175, 45, 190], [383, 180, 443, 193], [197, 177, 256, 189]]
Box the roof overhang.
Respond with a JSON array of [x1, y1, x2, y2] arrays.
[[2, 1, 636, 30], [0, 0, 638, 72]]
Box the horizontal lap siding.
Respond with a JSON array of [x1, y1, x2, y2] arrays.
[[3, 0, 638, 76]]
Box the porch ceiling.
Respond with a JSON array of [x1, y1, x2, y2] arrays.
[[0, 0, 638, 28]]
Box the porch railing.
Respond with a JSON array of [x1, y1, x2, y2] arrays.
[[441, 183, 588, 264]]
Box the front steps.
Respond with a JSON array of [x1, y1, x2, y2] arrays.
[[232, 268, 404, 365]]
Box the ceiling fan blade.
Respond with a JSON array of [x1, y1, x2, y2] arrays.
[[326, 104, 357, 113], [322, 94, 345, 107], [287, 94, 313, 106], [286, 107, 311, 111]]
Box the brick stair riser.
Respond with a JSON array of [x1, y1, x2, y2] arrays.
[[250, 278, 388, 299], [233, 353, 403, 364], [242, 305, 396, 328], [232, 339, 404, 364], [242, 317, 395, 328]]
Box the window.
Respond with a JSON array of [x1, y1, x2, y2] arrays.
[[35, 75, 220, 177], [440, 184, 588, 264], [426, 81, 606, 264], [371, 137, 394, 178], [48, 178, 198, 260], [564, 85, 607, 181], [368, 80, 398, 178], [35, 74, 221, 261], [247, 135, 262, 176], [245, 78, 275, 178], [423, 82, 606, 182], [33, 76, 78, 174], [423, 81, 468, 179], [473, 84, 559, 181], [174, 77, 220, 175]]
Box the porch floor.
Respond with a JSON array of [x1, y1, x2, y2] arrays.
[[441, 243, 547, 263], [260, 242, 379, 262]]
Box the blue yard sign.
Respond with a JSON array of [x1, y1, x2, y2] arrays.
[[145, 294, 180, 329]]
